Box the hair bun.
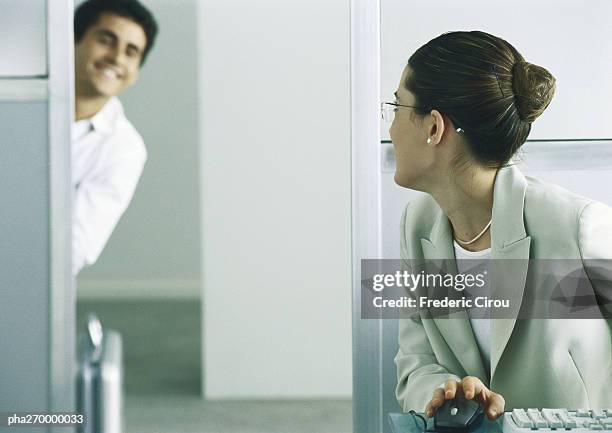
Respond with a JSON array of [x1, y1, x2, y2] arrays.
[[511, 61, 556, 123]]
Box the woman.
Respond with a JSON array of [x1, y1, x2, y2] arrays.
[[388, 31, 612, 418]]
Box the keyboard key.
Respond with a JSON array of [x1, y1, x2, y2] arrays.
[[577, 409, 592, 417], [527, 409, 549, 428], [512, 409, 534, 428], [542, 409, 564, 429], [555, 409, 578, 428], [578, 418, 594, 428], [582, 418, 604, 429], [592, 410, 607, 419]]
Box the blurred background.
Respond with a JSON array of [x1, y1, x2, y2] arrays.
[[75, 0, 353, 431]]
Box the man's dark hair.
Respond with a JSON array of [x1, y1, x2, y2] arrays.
[[74, 0, 159, 65]]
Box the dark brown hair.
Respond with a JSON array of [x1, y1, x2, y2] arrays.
[[406, 31, 556, 167], [75, 0, 159, 65]]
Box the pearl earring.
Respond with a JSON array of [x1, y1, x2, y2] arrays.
[[426, 138, 432, 144]]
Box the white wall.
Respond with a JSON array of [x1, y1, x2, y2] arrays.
[[381, 0, 612, 141], [77, 0, 202, 299], [199, 0, 352, 398]]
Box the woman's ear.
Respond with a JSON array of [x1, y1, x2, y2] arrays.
[[427, 109, 446, 145]]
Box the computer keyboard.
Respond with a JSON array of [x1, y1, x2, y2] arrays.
[[504, 409, 612, 433]]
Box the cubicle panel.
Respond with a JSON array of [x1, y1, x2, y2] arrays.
[[0, 0, 47, 77], [0, 102, 50, 417], [351, 0, 384, 432], [381, 0, 612, 141]]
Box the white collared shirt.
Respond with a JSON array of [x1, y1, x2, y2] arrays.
[[71, 97, 147, 275]]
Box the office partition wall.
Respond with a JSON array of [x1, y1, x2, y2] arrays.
[[0, 1, 74, 432], [351, 0, 382, 432]]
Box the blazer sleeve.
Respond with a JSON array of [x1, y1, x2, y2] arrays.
[[578, 201, 612, 317], [394, 203, 461, 412]]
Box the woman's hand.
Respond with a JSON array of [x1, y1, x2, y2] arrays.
[[425, 376, 505, 420]]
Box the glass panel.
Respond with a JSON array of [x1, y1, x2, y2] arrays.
[[0, 101, 50, 411], [0, 0, 47, 76]]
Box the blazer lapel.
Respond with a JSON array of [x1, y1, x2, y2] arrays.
[[418, 165, 532, 384], [422, 211, 489, 385], [489, 239, 530, 379], [490, 165, 531, 379]]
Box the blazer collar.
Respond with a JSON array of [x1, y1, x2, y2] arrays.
[[424, 164, 529, 255], [491, 164, 529, 250], [421, 164, 531, 382], [488, 166, 532, 380]]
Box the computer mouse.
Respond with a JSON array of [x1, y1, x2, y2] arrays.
[[434, 396, 484, 433]]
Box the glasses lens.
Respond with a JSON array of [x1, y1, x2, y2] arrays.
[[381, 103, 394, 123]]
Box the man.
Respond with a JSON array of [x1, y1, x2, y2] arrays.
[[72, 0, 158, 275]]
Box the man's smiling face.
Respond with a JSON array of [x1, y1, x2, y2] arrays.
[[75, 12, 147, 98]]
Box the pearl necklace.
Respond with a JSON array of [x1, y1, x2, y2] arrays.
[[454, 219, 492, 246]]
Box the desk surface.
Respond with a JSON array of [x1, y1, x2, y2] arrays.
[[388, 413, 503, 433]]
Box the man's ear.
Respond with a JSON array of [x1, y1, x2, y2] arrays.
[[427, 109, 446, 145]]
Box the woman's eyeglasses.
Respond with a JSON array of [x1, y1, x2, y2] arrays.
[[380, 101, 465, 133], [380, 102, 421, 123]]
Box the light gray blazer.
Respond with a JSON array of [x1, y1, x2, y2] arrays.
[[395, 165, 612, 411]]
